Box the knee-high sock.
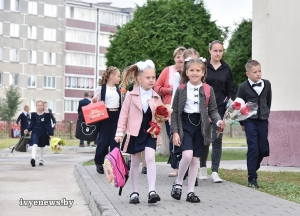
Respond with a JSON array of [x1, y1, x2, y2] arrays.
[[188, 157, 199, 193], [32, 144, 38, 159], [130, 152, 141, 196], [40, 147, 44, 161], [176, 150, 193, 188], [145, 147, 156, 192]]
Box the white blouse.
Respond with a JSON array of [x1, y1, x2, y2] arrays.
[[140, 86, 152, 113], [184, 81, 202, 113]]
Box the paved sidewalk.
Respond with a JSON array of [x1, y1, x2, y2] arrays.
[[76, 161, 300, 216]]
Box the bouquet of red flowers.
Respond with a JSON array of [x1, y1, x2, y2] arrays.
[[217, 98, 258, 138], [146, 104, 172, 137]]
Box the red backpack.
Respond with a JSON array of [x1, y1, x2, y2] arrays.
[[178, 83, 210, 107]]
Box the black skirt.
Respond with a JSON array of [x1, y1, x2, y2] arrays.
[[121, 107, 157, 154]]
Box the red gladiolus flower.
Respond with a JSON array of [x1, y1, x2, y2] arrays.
[[240, 105, 250, 116], [156, 106, 169, 118], [232, 102, 241, 110]]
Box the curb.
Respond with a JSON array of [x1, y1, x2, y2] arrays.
[[74, 162, 120, 216]]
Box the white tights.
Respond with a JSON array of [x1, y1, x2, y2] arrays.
[[130, 147, 156, 196], [31, 144, 44, 161], [175, 150, 199, 193]]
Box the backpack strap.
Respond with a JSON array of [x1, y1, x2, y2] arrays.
[[118, 149, 129, 196], [202, 83, 210, 108], [178, 84, 186, 89]]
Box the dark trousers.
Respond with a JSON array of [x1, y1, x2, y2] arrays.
[[79, 140, 90, 145], [244, 119, 269, 180], [94, 110, 120, 165], [166, 121, 179, 169]]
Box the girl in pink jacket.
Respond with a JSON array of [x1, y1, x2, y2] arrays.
[[115, 60, 163, 205]]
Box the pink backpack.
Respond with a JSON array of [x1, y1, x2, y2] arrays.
[[104, 147, 129, 196]]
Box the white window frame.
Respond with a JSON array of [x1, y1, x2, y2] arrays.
[[64, 76, 94, 89], [27, 75, 37, 88], [0, 72, 2, 86], [10, 49, 20, 62], [28, 26, 37, 39], [10, 23, 20, 37], [10, 0, 20, 12], [9, 73, 19, 86], [65, 29, 96, 45], [28, 1, 37, 15], [66, 6, 96, 22], [0, 47, 2, 60], [44, 28, 56, 41], [43, 52, 56, 65], [64, 100, 79, 112], [45, 100, 56, 113], [65, 53, 94, 67], [0, 0, 4, 10], [28, 50, 37, 64], [30, 100, 36, 112], [0, 22, 3, 35], [99, 33, 110, 47], [44, 4, 57, 17], [98, 55, 107, 68], [43, 76, 56, 89]]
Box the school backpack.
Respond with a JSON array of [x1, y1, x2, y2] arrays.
[[104, 147, 129, 196], [178, 83, 210, 107]]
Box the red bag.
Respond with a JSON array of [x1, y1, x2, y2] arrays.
[[82, 101, 109, 125]]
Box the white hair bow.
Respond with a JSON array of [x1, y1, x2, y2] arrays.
[[184, 57, 206, 62], [199, 57, 206, 62], [136, 60, 155, 71]]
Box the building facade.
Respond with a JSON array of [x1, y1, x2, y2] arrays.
[[0, 0, 133, 122]]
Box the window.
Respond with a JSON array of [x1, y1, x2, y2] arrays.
[[28, 26, 37, 39], [0, 22, 3, 35], [66, 6, 96, 22], [64, 76, 94, 89], [10, 0, 20, 12], [0, 0, 4, 10], [45, 100, 56, 113], [10, 49, 19, 62], [43, 76, 56, 88], [0, 47, 2, 60], [64, 100, 79, 112], [0, 72, 2, 85], [44, 28, 56, 41], [9, 73, 19, 86], [99, 34, 110, 47], [10, 23, 20, 37], [28, 50, 37, 64], [30, 100, 36, 112], [43, 52, 56, 65], [28, 1, 37, 14], [66, 30, 96, 44], [65, 53, 94, 67], [27, 75, 36, 87], [44, 4, 57, 17], [98, 55, 107, 68], [99, 11, 129, 26]]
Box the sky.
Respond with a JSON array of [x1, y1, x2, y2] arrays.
[[85, 0, 252, 45]]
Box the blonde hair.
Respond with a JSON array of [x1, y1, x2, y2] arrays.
[[101, 66, 119, 85], [173, 46, 186, 57], [180, 58, 207, 84], [120, 65, 140, 88], [183, 48, 200, 59], [245, 60, 260, 72], [36, 100, 44, 106]]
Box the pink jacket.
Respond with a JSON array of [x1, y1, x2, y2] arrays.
[[154, 66, 175, 105], [116, 86, 163, 152]]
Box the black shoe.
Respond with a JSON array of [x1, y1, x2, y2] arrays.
[[141, 167, 147, 174], [31, 158, 36, 167], [39, 160, 44, 166], [186, 192, 201, 203], [248, 178, 259, 188], [96, 164, 104, 174], [129, 192, 140, 204], [148, 191, 161, 203], [195, 178, 198, 186], [171, 182, 182, 200]]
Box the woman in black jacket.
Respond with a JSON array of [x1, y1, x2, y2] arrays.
[[199, 40, 236, 183]]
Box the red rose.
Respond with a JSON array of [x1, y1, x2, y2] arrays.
[[232, 102, 241, 110], [240, 105, 250, 116], [156, 106, 169, 117]]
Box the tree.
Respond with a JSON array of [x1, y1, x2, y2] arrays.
[[226, 19, 252, 87], [106, 0, 228, 75], [0, 85, 22, 121]]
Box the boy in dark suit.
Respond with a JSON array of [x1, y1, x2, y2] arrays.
[[44, 101, 56, 129], [16, 105, 31, 136], [78, 92, 91, 147], [236, 60, 272, 188]]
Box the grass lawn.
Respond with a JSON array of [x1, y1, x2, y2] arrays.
[[218, 169, 300, 204]]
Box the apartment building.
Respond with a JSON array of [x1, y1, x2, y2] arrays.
[[0, 0, 65, 121], [64, 1, 133, 121]]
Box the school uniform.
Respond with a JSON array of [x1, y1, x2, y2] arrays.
[[77, 97, 92, 145], [16, 112, 31, 136], [171, 82, 221, 156], [121, 87, 157, 154], [237, 78, 272, 181], [27, 112, 54, 147], [94, 85, 121, 166]]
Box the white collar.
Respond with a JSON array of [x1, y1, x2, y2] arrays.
[[248, 78, 262, 85], [23, 111, 28, 115], [187, 81, 202, 89], [140, 86, 152, 96]]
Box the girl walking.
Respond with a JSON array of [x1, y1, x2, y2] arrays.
[[93, 66, 121, 174], [170, 58, 225, 203], [115, 60, 163, 204], [24, 101, 53, 167]]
